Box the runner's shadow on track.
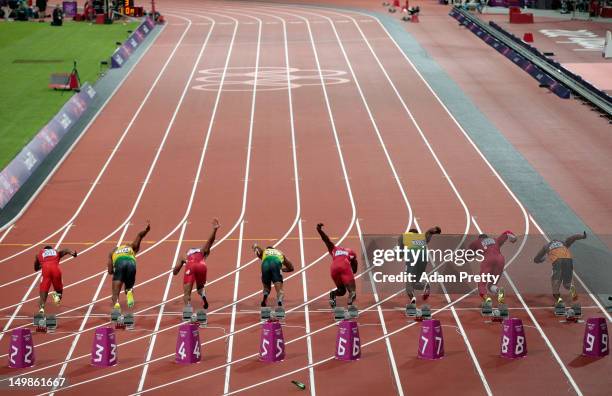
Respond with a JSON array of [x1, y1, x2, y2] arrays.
[[569, 355, 604, 368]]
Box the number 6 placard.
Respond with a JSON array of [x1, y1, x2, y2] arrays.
[[335, 320, 361, 361]]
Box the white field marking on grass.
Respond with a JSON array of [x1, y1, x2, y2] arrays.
[[0, 224, 72, 344], [0, 15, 188, 263], [529, 215, 612, 323], [472, 217, 583, 396]]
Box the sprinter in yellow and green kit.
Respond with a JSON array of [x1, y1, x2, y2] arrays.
[[252, 244, 294, 308], [108, 222, 151, 313]]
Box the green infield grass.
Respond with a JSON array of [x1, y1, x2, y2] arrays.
[[0, 20, 139, 169]]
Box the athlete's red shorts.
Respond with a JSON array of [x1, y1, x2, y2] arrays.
[[183, 262, 207, 289], [331, 263, 354, 289], [40, 264, 63, 293]]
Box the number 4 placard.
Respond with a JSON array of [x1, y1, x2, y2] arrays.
[[175, 323, 202, 364]]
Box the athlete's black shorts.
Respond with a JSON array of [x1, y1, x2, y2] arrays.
[[406, 258, 428, 290], [261, 259, 283, 287], [551, 258, 573, 287], [113, 258, 137, 290]]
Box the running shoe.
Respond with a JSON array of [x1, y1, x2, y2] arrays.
[[497, 287, 505, 305], [328, 291, 337, 309], [51, 291, 61, 306], [126, 289, 135, 308], [113, 302, 121, 312], [569, 284, 578, 301]]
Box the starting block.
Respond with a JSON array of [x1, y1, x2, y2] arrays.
[[334, 306, 347, 321], [420, 305, 431, 320], [482, 300, 493, 316], [124, 313, 135, 330], [500, 318, 527, 359], [335, 320, 361, 361], [582, 317, 609, 358], [571, 303, 582, 317], [115, 315, 126, 330], [274, 306, 286, 321], [34, 314, 58, 333], [195, 309, 208, 328], [260, 307, 272, 321], [492, 304, 509, 322], [34, 312, 46, 332], [406, 303, 417, 317], [91, 327, 117, 367], [554, 300, 566, 316], [259, 320, 285, 362], [111, 308, 121, 322], [347, 305, 359, 319], [46, 315, 57, 332], [418, 319, 444, 359], [9, 328, 35, 368], [175, 322, 201, 364], [182, 305, 193, 322]]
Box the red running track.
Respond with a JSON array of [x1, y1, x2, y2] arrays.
[[0, 1, 610, 395]]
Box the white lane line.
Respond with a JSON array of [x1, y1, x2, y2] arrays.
[[47, 12, 225, 386], [136, 221, 187, 392], [223, 11, 261, 393], [49, 222, 129, 395], [529, 215, 612, 323], [224, 221, 244, 394], [357, 220, 404, 396], [0, 225, 14, 243]]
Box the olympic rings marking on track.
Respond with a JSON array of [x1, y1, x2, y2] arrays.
[[191, 66, 350, 92]]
